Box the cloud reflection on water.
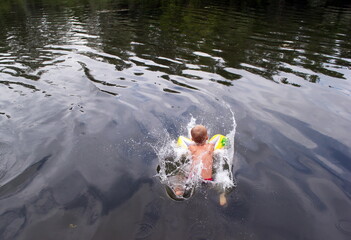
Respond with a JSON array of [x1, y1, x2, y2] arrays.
[[0, 0, 351, 239]]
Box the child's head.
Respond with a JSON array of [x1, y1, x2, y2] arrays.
[[191, 125, 208, 144]]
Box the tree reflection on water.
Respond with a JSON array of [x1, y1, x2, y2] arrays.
[[0, 0, 350, 90]]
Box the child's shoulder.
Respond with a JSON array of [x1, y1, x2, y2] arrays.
[[207, 143, 215, 151], [188, 143, 214, 150]]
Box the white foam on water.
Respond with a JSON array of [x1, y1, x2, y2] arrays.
[[155, 108, 237, 196], [185, 115, 197, 138]]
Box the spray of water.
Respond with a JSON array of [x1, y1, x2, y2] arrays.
[[155, 107, 237, 198], [217, 106, 237, 190]]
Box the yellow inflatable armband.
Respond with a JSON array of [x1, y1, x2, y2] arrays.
[[209, 134, 229, 150], [177, 136, 193, 148]]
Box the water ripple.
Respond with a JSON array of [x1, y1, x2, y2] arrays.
[[0, 1, 350, 239]]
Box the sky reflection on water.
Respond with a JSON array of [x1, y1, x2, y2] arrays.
[[0, 0, 351, 239]]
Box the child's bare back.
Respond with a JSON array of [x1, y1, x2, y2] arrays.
[[188, 143, 214, 180]]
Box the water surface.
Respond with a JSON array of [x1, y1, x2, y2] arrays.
[[0, 0, 351, 239]]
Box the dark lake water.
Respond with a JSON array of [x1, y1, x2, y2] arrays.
[[1, 0, 351, 239]]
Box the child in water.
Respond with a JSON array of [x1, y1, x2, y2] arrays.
[[174, 125, 227, 206], [188, 125, 214, 181]]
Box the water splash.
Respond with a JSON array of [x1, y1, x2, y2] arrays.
[[155, 108, 237, 199]]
